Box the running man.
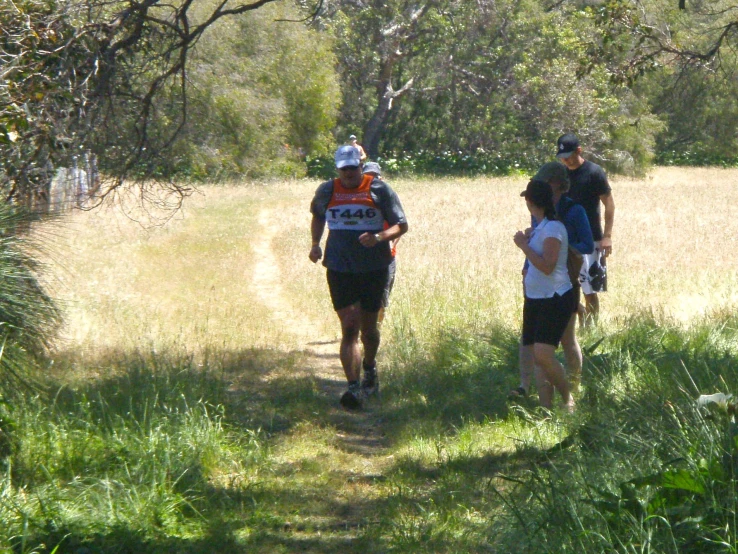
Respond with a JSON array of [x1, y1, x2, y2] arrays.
[[363, 162, 399, 324], [556, 133, 615, 325], [349, 135, 368, 163], [310, 146, 408, 409]]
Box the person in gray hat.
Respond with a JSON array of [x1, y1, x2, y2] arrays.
[[362, 162, 398, 324], [362, 161, 381, 177], [556, 133, 615, 325], [309, 146, 408, 409], [510, 162, 594, 401]]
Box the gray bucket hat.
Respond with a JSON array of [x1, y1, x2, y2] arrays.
[[533, 162, 569, 188], [362, 162, 381, 176]]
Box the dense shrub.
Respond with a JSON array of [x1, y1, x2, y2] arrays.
[[656, 150, 738, 168], [306, 150, 539, 180], [0, 205, 60, 393]]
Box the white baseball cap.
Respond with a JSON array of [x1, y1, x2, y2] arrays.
[[335, 145, 362, 169]]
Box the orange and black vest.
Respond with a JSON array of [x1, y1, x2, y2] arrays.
[[326, 175, 384, 232]]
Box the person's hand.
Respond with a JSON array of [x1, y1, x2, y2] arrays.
[[524, 227, 534, 239], [600, 236, 613, 257], [359, 232, 380, 248], [513, 231, 528, 249], [309, 245, 322, 263]]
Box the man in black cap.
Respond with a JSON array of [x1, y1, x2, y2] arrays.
[[556, 133, 615, 325]]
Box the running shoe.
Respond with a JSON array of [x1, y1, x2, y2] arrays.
[[361, 368, 379, 397], [340, 382, 364, 410]]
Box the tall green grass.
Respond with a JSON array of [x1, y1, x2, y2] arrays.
[[375, 311, 738, 553], [1, 351, 268, 553], [4, 305, 738, 552]]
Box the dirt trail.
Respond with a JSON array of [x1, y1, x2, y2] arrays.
[[250, 208, 388, 457], [250, 208, 335, 362]]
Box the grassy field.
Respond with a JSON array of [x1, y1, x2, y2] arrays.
[[2, 167, 738, 552]]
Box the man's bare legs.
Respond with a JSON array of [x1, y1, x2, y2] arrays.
[[359, 309, 380, 368], [560, 312, 582, 393], [336, 303, 380, 382], [582, 293, 599, 326], [377, 307, 386, 325]]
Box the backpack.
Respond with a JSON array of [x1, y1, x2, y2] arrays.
[[558, 198, 583, 287]]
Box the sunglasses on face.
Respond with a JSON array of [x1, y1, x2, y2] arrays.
[[340, 165, 359, 171]]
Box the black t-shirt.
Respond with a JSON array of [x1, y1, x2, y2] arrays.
[[565, 160, 611, 241]]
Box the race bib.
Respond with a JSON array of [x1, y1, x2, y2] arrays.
[[326, 203, 384, 231]]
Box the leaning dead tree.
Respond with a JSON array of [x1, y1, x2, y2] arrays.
[[0, 0, 284, 210]]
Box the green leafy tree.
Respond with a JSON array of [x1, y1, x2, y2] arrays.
[[156, 2, 340, 180], [0, 0, 301, 205], [326, 0, 660, 172], [323, 0, 454, 158], [585, 0, 738, 164]]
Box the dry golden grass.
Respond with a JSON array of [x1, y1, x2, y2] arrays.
[[42, 185, 309, 357], [40, 167, 738, 359]]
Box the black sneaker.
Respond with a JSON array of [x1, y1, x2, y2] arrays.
[[361, 368, 379, 397], [340, 382, 364, 410]]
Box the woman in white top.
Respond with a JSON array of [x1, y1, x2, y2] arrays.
[[513, 180, 575, 411]]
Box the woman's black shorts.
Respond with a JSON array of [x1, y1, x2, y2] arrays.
[[522, 289, 574, 347], [327, 268, 390, 312]]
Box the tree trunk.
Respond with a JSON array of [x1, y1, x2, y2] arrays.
[[363, 77, 415, 159], [363, 85, 393, 159]]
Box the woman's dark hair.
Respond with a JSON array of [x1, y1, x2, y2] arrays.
[[523, 179, 557, 221]]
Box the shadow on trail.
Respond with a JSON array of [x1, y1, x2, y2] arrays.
[[46, 327, 525, 447], [306, 338, 341, 346], [48, 345, 364, 439], [26, 497, 386, 553], [16, 345, 397, 553]]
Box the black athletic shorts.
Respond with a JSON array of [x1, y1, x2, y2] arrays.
[[522, 289, 574, 348], [327, 268, 390, 312]]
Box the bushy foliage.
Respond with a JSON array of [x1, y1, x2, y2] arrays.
[[656, 150, 738, 167], [162, 3, 340, 181], [644, 63, 738, 167], [324, 0, 663, 176], [0, 205, 60, 392], [307, 149, 543, 180]]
